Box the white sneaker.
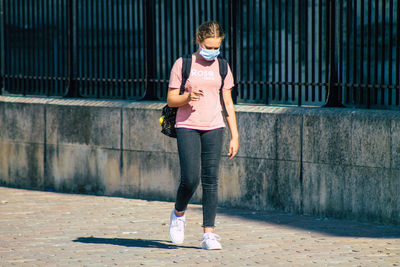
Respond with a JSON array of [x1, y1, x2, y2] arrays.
[[201, 232, 222, 250], [169, 210, 186, 244]]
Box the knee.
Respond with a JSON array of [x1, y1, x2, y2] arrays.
[[201, 178, 219, 191], [180, 175, 200, 192]]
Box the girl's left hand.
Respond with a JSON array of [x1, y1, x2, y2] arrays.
[[228, 138, 239, 160]]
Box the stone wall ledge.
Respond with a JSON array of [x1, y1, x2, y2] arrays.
[[0, 96, 399, 225]]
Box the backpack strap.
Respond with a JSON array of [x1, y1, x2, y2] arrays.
[[180, 55, 192, 95], [217, 57, 229, 117]]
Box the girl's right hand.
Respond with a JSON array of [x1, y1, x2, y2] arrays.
[[188, 87, 204, 102]]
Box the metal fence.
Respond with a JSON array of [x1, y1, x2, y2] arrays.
[[0, 0, 399, 109]]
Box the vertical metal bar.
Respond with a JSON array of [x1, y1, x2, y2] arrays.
[[229, 0, 238, 103], [190, 0, 195, 53], [111, 0, 116, 97], [142, 0, 157, 100], [304, 1, 309, 101], [174, 1, 179, 57], [221, 0, 226, 54], [252, 0, 256, 100], [59, 0, 65, 95], [271, 0, 276, 101], [29, 0, 35, 94], [81, 0, 86, 95], [42, 0, 47, 95], [0, 0, 5, 94], [91, 0, 96, 97], [44, 0, 49, 95], [345, 1, 350, 103], [303, 1, 310, 101], [239, 0, 243, 100], [132, 0, 138, 96], [352, 0, 357, 104], [397, 0, 400, 106], [21, 0, 27, 95], [304, 1, 309, 104], [374, 0, 379, 104], [197, 0, 201, 29], [77, 0, 83, 95], [324, 0, 342, 107], [94, 0, 99, 97], [278, 0, 282, 101], [163, 1, 171, 88], [14, 0, 20, 93], [63, 0, 69, 95], [265, 0, 269, 104], [168, 0, 173, 79], [380, 0, 386, 105], [292, 0, 296, 103], [26, 2, 37, 94], [140, 0, 145, 97], [285, 0, 289, 102], [318, 0, 322, 101], [64, 0, 79, 97], [367, 0, 372, 107], [38, 0, 43, 94], [128, 0, 133, 98], [101, 0, 107, 97], [186, 0, 190, 56], [297, 0, 302, 106], [95, 0, 101, 98], [204, 0, 209, 20], [338, 0, 344, 104], [155, 1, 162, 98], [51, 0, 55, 95], [360, 0, 365, 105], [180, 0, 185, 56], [388, 0, 393, 106], [116, 1, 122, 98], [105, 0, 111, 97], [209, 0, 214, 20], [51, 0, 57, 95], [27, 0, 32, 94], [18, 1, 23, 93], [6, 0, 12, 93], [311, 0, 316, 102], [123, 1, 128, 98], [245, 1, 249, 100], [83, 0, 89, 96], [259, 0, 263, 101]]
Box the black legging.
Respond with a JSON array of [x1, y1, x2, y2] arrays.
[[175, 127, 224, 228]]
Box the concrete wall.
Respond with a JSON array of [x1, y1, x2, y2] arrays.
[[0, 96, 399, 225]]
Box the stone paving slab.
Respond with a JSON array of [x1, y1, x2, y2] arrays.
[[0, 186, 399, 267]]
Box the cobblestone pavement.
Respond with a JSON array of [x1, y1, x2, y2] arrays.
[[0, 187, 399, 267]]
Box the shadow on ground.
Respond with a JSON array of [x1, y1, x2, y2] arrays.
[[73, 237, 200, 250], [211, 206, 400, 239]]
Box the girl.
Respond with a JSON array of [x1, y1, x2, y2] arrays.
[[167, 21, 239, 250]]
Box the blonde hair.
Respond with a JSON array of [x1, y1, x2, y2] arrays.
[[196, 21, 225, 43]]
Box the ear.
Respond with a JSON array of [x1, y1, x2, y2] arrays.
[[196, 36, 200, 45]]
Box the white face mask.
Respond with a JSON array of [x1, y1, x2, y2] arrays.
[[199, 45, 220, 61]]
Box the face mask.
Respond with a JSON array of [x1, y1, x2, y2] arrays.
[[199, 45, 220, 61]]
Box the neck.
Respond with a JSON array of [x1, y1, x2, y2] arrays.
[[194, 50, 202, 60]]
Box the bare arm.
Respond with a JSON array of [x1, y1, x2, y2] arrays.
[[167, 87, 203, 107], [223, 89, 239, 159]]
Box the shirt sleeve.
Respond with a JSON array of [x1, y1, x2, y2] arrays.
[[168, 57, 183, 89], [223, 63, 235, 90]]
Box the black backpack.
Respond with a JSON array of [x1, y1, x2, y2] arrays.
[[160, 55, 229, 138]]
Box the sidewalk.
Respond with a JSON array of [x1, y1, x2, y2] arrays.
[[0, 186, 399, 267]]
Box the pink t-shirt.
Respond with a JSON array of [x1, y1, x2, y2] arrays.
[[168, 55, 234, 131]]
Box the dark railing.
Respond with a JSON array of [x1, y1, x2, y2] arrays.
[[0, 0, 399, 109]]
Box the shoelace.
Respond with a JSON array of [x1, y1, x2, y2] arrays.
[[172, 217, 186, 231], [201, 233, 221, 245]]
